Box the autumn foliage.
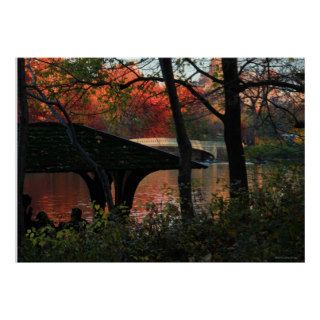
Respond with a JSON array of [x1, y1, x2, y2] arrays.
[[26, 58, 200, 139]]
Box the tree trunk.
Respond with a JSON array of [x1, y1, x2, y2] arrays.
[[17, 58, 29, 251], [159, 58, 194, 220], [222, 58, 249, 197], [25, 60, 115, 213]]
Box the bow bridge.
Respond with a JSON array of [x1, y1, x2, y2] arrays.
[[130, 138, 227, 160]]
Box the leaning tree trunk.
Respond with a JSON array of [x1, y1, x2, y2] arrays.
[[25, 60, 114, 213], [17, 58, 29, 250], [159, 58, 194, 220], [222, 58, 249, 198]]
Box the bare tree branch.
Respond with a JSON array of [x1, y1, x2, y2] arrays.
[[184, 58, 224, 84], [238, 79, 304, 93]]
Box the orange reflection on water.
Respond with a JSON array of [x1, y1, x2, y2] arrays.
[[131, 164, 231, 219], [24, 164, 264, 224], [24, 172, 93, 225]]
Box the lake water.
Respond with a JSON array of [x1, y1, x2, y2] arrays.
[[24, 163, 263, 224]]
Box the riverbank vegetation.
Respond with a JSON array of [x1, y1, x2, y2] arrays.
[[20, 164, 304, 262], [245, 140, 304, 163]]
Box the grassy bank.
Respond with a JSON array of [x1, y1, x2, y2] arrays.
[[244, 141, 304, 163]]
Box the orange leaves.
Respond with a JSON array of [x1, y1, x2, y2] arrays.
[[26, 58, 205, 138]]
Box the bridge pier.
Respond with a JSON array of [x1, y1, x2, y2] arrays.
[[111, 169, 153, 209], [77, 169, 153, 214], [77, 171, 109, 210]]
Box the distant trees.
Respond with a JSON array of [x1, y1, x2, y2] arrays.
[[241, 84, 304, 145]]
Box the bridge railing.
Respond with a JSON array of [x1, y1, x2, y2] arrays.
[[130, 137, 226, 159], [130, 137, 225, 148]]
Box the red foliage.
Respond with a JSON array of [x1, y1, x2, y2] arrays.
[[26, 59, 202, 138]]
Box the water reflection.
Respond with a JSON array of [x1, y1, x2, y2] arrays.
[[131, 163, 231, 218], [24, 173, 92, 224], [24, 163, 263, 224]]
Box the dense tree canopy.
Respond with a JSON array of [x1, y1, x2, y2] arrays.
[[25, 58, 304, 141]]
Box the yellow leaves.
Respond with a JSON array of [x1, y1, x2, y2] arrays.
[[291, 128, 305, 144]]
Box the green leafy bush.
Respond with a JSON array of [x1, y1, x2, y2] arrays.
[[245, 141, 304, 163], [19, 165, 304, 262]]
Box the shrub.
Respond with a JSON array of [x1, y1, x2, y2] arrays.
[[245, 141, 304, 163], [19, 165, 304, 262]]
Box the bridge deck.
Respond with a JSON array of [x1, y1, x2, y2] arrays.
[[130, 137, 226, 159], [26, 123, 206, 173]]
